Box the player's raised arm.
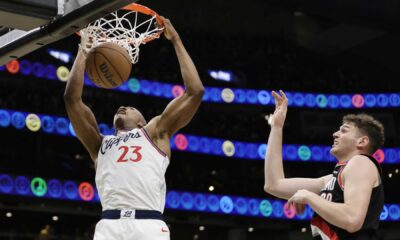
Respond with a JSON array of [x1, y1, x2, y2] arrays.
[[64, 48, 102, 162], [153, 17, 204, 137], [264, 90, 331, 200]]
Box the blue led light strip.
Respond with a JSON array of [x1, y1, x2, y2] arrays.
[[0, 173, 398, 221], [1, 60, 400, 108], [0, 108, 398, 164]]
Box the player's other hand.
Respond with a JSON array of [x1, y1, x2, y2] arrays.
[[160, 16, 180, 42], [287, 189, 310, 214], [269, 90, 288, 129], [291, 202, 306, 215]]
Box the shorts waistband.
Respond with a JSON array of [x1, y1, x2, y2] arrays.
[[101, 209, 163, 220]]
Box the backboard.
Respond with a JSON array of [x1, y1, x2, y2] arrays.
[[0, 0, 137, 66]]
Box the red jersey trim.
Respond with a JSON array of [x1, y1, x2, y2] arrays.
[[311, 216, 340, 240], [336, 161, 348, 167], [337, 166, 345, 190], [140, 128, 167, 158]]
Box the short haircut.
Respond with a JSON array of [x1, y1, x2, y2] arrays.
[[343, 114, 385, 154]]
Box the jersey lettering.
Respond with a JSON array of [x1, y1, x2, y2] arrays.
[[100, 132, 142, 155], [321, 192, 332, 202], [116, 146, 143, 163], [322, 177, 336, 191]]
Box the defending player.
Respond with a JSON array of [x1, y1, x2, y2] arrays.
[[264, 90, 384, 239]]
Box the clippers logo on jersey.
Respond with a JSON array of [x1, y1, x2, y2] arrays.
[[100, 131, 142, 155]]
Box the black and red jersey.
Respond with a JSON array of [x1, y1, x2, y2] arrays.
[[311, 155, 384, 240]]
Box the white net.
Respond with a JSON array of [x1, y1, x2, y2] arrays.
[[79, 4, 164, 64]]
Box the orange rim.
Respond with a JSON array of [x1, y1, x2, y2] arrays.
[[123, 3, 164, 26], [77, 3, 164, 43], [123, 3, 164, 43]]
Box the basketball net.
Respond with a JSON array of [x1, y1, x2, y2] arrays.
[[79, 4, 164, 64]]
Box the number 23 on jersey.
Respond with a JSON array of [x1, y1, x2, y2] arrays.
[[116, 146, 143, 163]]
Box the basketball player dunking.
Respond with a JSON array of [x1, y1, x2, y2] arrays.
[[64, 17, 204, 240], [264, 90, 384, 239]]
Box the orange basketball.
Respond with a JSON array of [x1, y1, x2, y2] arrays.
[[85, 42, 132, 89]]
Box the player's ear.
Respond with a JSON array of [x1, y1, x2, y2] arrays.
[[357, 136, 369, 149]]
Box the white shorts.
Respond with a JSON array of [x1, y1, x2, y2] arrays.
[[94, 218, 170, 240]]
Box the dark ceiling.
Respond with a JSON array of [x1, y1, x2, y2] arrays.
[[144, 0, 400, 85]]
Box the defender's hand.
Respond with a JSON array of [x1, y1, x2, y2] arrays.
[[269, 90, 288, 128], [288, 189, 310, 205], [290, 202, 306, 215]]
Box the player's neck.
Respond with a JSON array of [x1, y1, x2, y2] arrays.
[[115, 128, 134, 135], [336, 150, 364, 163]]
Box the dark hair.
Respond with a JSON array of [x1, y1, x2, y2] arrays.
[[342, 114, 385, 154]]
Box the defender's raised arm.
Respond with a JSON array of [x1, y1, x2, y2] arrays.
[[264, 90, 331, 200]]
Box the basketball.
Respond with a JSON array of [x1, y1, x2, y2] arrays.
[[85, 42, 132, 89]]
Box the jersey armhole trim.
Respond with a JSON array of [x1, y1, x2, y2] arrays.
[[338, 166, 345, 191], [140, 128, 167, 158]]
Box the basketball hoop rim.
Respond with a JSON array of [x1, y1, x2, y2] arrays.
[[123, 3, 164, 27], [123, 3, 164, 43], [77, 3, 164, 43], [78, 2, 164, 64]]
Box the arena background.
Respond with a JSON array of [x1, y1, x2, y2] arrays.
[[0, 0, 400, 239]]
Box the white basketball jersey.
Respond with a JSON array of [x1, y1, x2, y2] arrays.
[[95, 128, 169, 212]]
